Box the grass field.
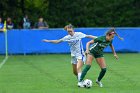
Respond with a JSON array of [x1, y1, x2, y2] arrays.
[[0, 53, 139, 93]]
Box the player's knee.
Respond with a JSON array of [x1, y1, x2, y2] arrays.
[[77, 66, 81, 71], [86, 61, 92, 65], [102, 68, 107, 73]]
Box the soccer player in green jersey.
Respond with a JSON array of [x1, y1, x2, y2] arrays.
[[43, 24, 97, 82], [78, 28, 123, 87]]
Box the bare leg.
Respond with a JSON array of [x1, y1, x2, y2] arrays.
[[77, 59, 84, 81], [80, 54, 94, 81], [96, 57, 107, 82], [72, 64, 77, 76], [96, 57, 106, 69], [77, 59, 83, 73]]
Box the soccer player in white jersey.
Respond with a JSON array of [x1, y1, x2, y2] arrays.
[[43, 24, 97, 82]]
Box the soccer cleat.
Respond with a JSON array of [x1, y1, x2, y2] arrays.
[[96, 79, 103, 87], [77, 81, 85, 88]]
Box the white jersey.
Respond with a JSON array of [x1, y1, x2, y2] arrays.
[[60, 32, 87, 59]]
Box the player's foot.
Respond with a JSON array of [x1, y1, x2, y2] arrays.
[[96, 79, 103, 87], [77, 81, 85, 88]]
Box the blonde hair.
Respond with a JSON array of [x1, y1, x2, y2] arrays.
[[64, 24, 73, 30]]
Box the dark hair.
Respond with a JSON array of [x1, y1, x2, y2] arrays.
[[106, 28, 123, 40]]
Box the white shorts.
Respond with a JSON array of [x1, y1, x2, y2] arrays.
[[71, 55, 86, 64]]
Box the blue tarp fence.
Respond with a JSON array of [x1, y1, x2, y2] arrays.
[[0, 28, 140, 54]]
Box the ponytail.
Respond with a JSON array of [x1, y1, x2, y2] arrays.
[[114, 31, 124, 40], [106, 28, 124, 40]]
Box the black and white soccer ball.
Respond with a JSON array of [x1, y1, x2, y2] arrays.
[[84, 79, 93, 88]]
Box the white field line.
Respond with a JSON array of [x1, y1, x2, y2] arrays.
[[0, 56, 8, 69]]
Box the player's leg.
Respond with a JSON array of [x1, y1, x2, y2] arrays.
[[77, 59, 83, 81], [78, 54, 94, 87], [72, 64, 77, 76], [71, 56, 78, 76], [79, 54, 94, 82], [95, 57, 106, 87]]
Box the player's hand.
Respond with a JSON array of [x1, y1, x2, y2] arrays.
[[85, 50, 90, 55], [42, 39, 49, 42], [114, 54, 118, 60]]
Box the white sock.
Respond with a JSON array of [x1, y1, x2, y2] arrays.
[[78, 73, 81, 81]]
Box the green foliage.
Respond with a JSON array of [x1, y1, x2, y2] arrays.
[[0, 0, 139, 28], [24, 0, 49, 27]]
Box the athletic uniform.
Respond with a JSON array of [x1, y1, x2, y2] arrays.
[[89, 36, 112, 58], [60, 32, 87, 64]]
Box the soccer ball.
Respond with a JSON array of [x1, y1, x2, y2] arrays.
[[84, 79, 93, 88]]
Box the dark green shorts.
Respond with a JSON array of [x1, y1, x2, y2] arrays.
[[89, 49, 104, 58]]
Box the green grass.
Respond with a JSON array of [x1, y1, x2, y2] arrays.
[[0, 53, 140, 93]]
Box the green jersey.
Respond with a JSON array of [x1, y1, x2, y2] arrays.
[[90, 36, 112, 54]]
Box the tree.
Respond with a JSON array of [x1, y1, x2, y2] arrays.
[[0, 0, 139, 28]]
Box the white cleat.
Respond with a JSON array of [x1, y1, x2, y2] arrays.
[[77, 81, 85, 88], [96, 79, 103, 87]]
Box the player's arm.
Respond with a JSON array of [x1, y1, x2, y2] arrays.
[[110, 44, 118, 60], [85, 40, 94, 55], [42, 39, 63, 44], [86, 35, 97, 39]]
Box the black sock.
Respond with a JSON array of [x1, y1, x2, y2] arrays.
[[79, 65, 91, 82], [98, 68, 107, 81]]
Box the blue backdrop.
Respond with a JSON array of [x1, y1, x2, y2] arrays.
[[0, 28, 140, 54]]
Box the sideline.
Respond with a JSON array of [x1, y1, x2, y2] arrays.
[[0, 56, 9, 69]]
